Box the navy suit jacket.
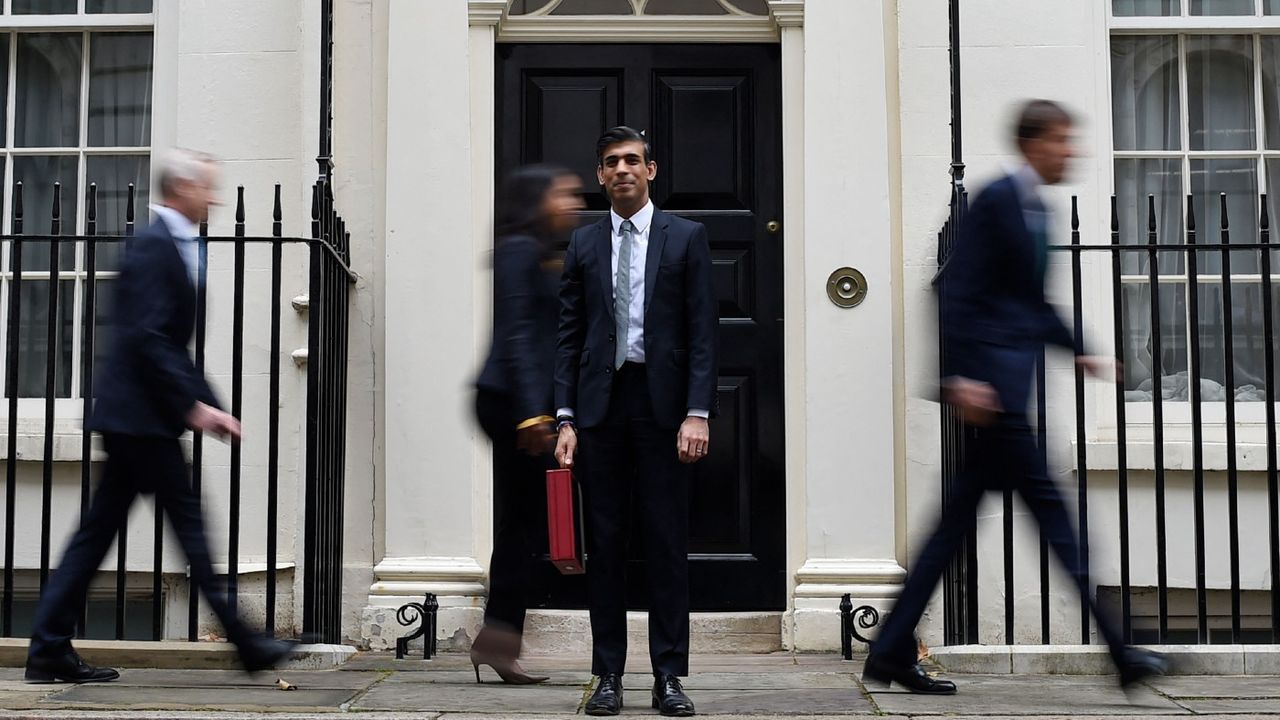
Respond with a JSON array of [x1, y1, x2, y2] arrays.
[[939, 174, 1082, 417], [555, 208, 719, 430], [88, 219, 220, 438], [476, 234, 560, 422]]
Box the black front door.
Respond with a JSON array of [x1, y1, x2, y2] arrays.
[[496, 44, 784, 611]]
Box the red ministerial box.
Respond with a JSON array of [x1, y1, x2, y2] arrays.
[[546, 468, 585, 575]]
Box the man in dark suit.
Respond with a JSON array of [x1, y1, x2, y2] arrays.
[[555, 126, 717, 717], [25, 149, 294, 684], [862, 101, 1168, 694]]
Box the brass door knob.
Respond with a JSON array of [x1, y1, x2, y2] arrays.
[[766, 220, 781, 234], [827, 267, 867, 308]]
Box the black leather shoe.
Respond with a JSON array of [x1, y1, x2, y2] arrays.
[[652, 674, 695, 717], [1118, 647, 1170, 688], [25, 652, 120, 684], [862, 654, 957, 695], [585, 673, 624, 716], [239, 636, 299, 673]]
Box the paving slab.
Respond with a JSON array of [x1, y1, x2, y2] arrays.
[[353, 680, 589, 714], [437, 715, 880, 720], [342, 655, 477, 672], [933, 716, 1257, 720], [619, 687, 876, 715], [35, 684, 361, 710], [5, 707, 445, 712], [1146, 675, 1280, 699], [103, 668, 383, 690], [869, 674, 1187, 716], [380, 669, 590, 687], [678, 672, 860, 690], [1171, 697, 1280, 714]]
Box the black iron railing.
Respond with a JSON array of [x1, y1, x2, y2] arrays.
[[302, 176, 353, 646], [936, 191, 1280, 646], [0, 178, 354, 644], [935, 182, 978, 648]]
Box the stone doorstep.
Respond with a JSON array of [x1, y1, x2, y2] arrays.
[[518, 610, 783, 655], [0, 638, 357, 670], [931, 644, 1280, 676]]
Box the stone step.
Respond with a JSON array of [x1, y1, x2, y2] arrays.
[[0, 638, 356, 670], [931, 643, 1280, 675], [520, 610, 783, 655]]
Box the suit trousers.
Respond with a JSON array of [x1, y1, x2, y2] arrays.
[[475, 390, 552, 635], [873, 416, 1127, 667], [29, 434, 251, 658], [579, 362, 691, 677]]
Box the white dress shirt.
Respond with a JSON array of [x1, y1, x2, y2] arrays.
[[558, 200, 709, 421], [1010, 163, 1049, 235], [150, 204, 201, 286], [612, 200, 652, 364]]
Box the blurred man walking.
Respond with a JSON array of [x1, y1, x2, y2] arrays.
[[863, 101, 1168, 695], [25, 149, 294, 684]]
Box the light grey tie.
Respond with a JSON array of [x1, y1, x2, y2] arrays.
[[614, 219, 635, 370]]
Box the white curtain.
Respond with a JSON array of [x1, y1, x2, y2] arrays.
[[1112, 35, 1275, 402]]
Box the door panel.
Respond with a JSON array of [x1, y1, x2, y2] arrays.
[[496, 44, 784, 610]]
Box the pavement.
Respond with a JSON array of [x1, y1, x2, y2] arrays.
[[0, 651, 1276, 719]]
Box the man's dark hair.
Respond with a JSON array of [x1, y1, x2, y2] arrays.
[[1015, 99, 1073, 145], [596, 125, 652, 165]]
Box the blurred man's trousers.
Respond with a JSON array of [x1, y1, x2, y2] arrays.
[[873, 416, 1127, 666]]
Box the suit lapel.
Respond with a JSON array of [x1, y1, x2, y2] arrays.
[[643, 209, 668, 314], [592, 217, 615, 316]]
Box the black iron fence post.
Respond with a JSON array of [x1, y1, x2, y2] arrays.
[[1262, 196, 1280, 643], [3, 183, 23, 637]]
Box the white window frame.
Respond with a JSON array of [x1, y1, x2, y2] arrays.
[[1103, 0, 1280, 443], [0, 0, 154, 420]]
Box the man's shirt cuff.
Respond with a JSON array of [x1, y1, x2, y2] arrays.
[[687, 409, 710, 419]]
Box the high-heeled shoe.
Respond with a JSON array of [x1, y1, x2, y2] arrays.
[[470, 625, 549, 685]]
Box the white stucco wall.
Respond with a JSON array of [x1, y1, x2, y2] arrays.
[[7, 0, 1273, 651]]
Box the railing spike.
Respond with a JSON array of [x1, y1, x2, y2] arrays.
[[273, 184, 283, 223], [236, 185, 246, 225], [311, 182, 321, 241], [1071, 196, 1079, 231], [125, 184, 136, 237], [1261, 193, 1269, 232], [86, 183, 97, 237], [1110, 195, 1119, 235], [51, 182, 61, 226], [1219, 192, 1229, 230], [1147, 194, 1157, 233], [1186, 194, 1196, 234]]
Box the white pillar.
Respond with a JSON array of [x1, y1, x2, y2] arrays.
[[361, 0, 500, 651], [787, 0, 906, 651]]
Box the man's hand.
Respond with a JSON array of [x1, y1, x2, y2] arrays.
[[554, 424, 578, 469], [517, 421, 555, 456], [942, 378, 1002, 428], [677, 416, 710, 464], [1076, 355, 1121, 380], [186, 401, 242, 440]]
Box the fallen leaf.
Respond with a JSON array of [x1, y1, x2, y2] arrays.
[[275, 678, 298, 691]]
